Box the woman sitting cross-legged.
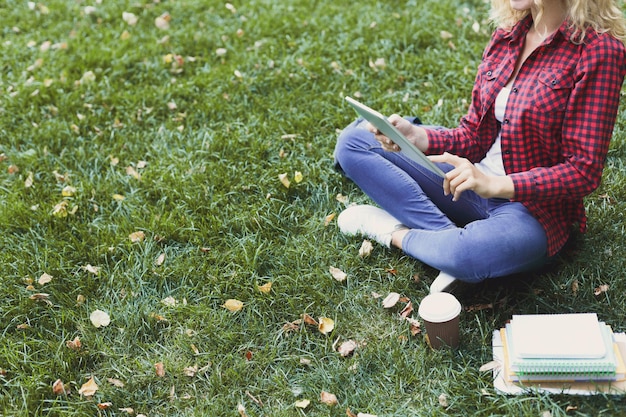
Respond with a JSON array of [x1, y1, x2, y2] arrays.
[[334, 0, 626, 293]]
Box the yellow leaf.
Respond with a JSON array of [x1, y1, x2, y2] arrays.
[[318, 317, 334, 335], [324, 212, 336, 227], [90, 309, 111, 328], [62, 185, 76, 197], [258, 282, 272, 294], [78, 377, 98, 397], [295, 399, 310, 409], [112, 193, 125, 201], [223, 299, 243, 312], [126, 166, 141, 180], [294, 171, 303, 183]]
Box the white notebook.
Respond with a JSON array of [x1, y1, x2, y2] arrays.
[[510, 313, 606, 359]]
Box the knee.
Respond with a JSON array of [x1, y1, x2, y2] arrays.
[[334, 121, 375, 169]]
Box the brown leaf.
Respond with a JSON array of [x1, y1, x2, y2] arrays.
[[65, 336, 82, 351], [346, 408, 358, 417], [302, 313, 318, 326], [399, 301, 413, 318], [52, 379, 67, 395], [97, 402, 113, 410], [155, 362, 166, 377], [320, 391, 338, 406], [405, 317, 422, 336], [594, 284, 609, 296]]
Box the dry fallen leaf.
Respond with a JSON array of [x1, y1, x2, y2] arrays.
[[382, 292, 400, 308], [278, 173, 290, 188], [320, 391, 338, 406], [161, 296, 177, 307], [302, 313, 318, 326], [38, 273, 53, 286], [257, 282, 272, 294], [90, 309, 111, 328], [237, 403, 249, 417], [82, 264, 100, 275], [184, 365, 198, 377], [122, 11, 138, 25], [438, 393, 449, 407], [52, 379, 66, 395], [318, 317, 335, 335], [155, 362, 166, 377], [129, 231, 145, 243], [295, 399, 310, 409], [155, 252, 166, 266], [222, 299, 243, 312], [155, 12, 171, 30], [65, 336, 81, 351], [337, 340, 357, 357], [399, 301, 413, 318], [97, 402, 113, 410], [107, 377, 125, 388], [405, 317, 422, 336], [329, 266, 347, 282], [324, 212, 336, 226], [479, 360, 501, 372], [594, 284, 609, 296], [358, 240, 373, 257], [78, 377, 99, 397], [294, 171, 303, 183]]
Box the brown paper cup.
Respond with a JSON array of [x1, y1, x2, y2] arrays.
[[418, 293, 462, 349]]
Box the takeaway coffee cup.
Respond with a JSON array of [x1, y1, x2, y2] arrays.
[[418, 292, 462, 349]]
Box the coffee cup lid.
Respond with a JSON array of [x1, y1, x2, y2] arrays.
[[418, 292, 461, 323]]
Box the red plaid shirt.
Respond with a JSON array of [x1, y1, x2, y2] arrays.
[[426, 16, 626, 256]]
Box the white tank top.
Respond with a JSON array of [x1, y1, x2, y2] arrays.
[[475, 87, 510, 177]]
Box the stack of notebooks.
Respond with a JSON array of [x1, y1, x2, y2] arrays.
[[492, 313, 626, 395]]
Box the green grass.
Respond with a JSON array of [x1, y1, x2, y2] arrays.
[[2, 0, 626, 415]]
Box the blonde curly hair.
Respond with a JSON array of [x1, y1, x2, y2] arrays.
[[489, 0, 626, 44]]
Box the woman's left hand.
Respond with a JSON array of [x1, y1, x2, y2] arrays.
[[428, 152, 515, 201]]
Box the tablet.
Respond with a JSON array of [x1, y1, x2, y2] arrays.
[[345, 96, 445, 178]]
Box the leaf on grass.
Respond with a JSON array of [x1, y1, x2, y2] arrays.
[[295, 399, 310, 409], [257, 282, 272, 294], [129, 231, 145, 243], [223, 299, 243, 312], [336, 194, 348, 204], [302, 313, 318, 326], [329, 266, 347, 282], [65, 336, 81, 351], [52, 379, 67, 395], [399, 301, 413, 318], [155, 362, 166, 377], [320, 391, 338, 406], [126, 166, 141, 180], [97, 402, 113, 410], [438, 393, 449, 407], [38, 273, 53, 286], [405, 317, 422, 336], [155, 252, 166, 266], [78, 377, 98, 397], [184, 365, 198, 377], [155, 12, 171, 30], [82, 264, 100, 275], [113, 193, 125, 201], [278, 173, 290, 188], [107, 377, 125, 387], [25, 172, 34, 188], [61, 185, 76, 197], [122, 11, 138, 25], [29, 293, 52, 305], [161, 296, 177, 306], [337, 340, 357, 357], [594, 284, 609, 296], [90, 309, 111, 328], [119, 408, 134, 414], [382, 292, 400, 308], [324, 212, 336, 226], [440, 30, 453, 39], [358, 240, 373, 257], [237, 403, 249, 417], [318, 317, 334, 335]]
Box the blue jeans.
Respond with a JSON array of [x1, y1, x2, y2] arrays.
[[334, 118, 549, 283]]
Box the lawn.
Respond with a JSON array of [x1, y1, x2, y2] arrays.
[[2, 0, 626, 416]]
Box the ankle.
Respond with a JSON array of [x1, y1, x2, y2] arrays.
[[390, 228, 410, 249]]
